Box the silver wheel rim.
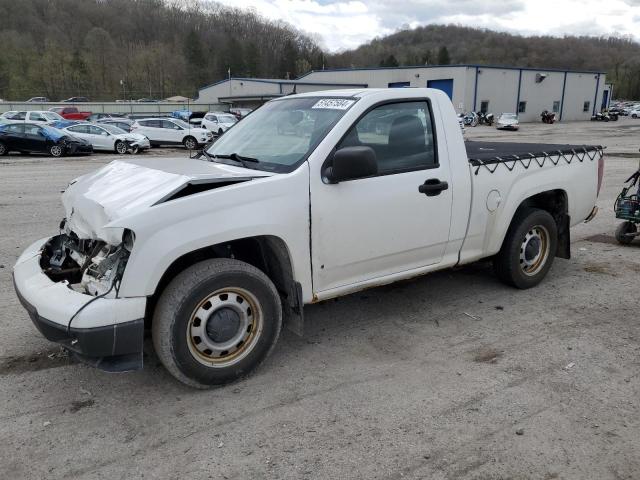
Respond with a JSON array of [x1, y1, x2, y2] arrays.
[[185, 138, 196, 149], [0, 144, 5, 155], [116, 142, 127, 154], [187, 287, 263, 368], [51, 145, 62, 156], [519, 225, 550, 276]]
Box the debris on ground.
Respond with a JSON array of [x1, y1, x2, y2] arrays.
[[564, 362, 576, 371], [516, 428, 524, 435], [463, 312, 482, 321], [69, 399, 95, 413], [473, 347, 503, 363]]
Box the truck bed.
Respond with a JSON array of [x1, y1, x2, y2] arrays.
[[466, 141, 602, 164]]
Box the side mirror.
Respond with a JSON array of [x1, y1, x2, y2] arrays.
[[325, 146, 378, 183]]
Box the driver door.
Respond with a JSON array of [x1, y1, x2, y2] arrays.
[[310, 100, 453, 294]]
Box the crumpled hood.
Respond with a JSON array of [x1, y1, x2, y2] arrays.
[[62, 157, 272, 244]]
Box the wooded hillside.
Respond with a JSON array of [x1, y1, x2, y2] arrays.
[[0, 2, 638, 101], [0, 0, 323, 101], [328, 25, 640, 99]]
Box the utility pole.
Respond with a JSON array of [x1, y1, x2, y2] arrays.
[[120, 79, 126, 101]]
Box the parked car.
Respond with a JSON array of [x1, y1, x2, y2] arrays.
[[171, 110, 206, 126], [136, 98, 158, 103], [11, 88, 604, 387], [98, 118, 134, 133], [61, 97, 89, 103], [496, 113, 520, 130], [201, 112, 238, 135], [86, 113, 126, 122], [0, 123, 92, 157], [27, 97, 50, 103], [49, 107, 92, 120], [61, 122, 150, 154], [1, 110, 64, 125], [131, 118, 213, 149], [230, 107, 253, 119], [629, 108, 640, 119]]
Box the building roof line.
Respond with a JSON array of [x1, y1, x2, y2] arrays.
[[198, 77, 367, 91], [295, 64, 606, 79]]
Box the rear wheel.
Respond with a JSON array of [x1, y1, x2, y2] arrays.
[[183, 136, 197, 150], [152, 258, 282, 388], [494, 208, 558, 289], [615, 221, 637, 245], [49, 145, 63, 157], [115, 140, 127, 154], [0, 142, 7, 156], [218, 128, 223, 136]]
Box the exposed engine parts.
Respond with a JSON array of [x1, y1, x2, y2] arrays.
[[41, 223, 131, 297]]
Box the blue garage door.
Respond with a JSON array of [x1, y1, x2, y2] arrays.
[[427, 79, 453, 100]]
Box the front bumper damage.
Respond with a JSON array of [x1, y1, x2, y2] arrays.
[[13, 236, 146, 372]]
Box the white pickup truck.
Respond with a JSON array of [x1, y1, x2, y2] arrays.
[[13, 88, 604, 387]]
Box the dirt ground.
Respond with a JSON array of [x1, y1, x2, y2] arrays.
[[0, 119, 639, 479]]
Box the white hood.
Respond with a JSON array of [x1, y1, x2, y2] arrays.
[[62, 157, 272, 244]]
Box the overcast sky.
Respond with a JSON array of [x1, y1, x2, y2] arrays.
[[212, 0, 640, 51]]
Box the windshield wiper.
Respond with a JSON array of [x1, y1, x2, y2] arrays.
[[209, 152, 260, 169]]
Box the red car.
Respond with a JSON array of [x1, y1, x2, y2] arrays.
[[49, 107, 92, 120]]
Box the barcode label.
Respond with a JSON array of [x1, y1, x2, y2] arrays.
[[311, 99, 355, 110]]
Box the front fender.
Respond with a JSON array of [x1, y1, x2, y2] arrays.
[[115, 165, 312, 300]]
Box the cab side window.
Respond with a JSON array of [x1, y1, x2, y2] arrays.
[[336, 101, 437, 175]]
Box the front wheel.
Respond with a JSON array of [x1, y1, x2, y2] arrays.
[[115, 140, 128, 154], [615, 221, 637, 245], [152, 258, 282, 388], [183, 136, 197, 150], [494, 208, 558, 289], [49, 144, 64, 157], [0, 142, 8, 156], [218, 128, 223, 136]]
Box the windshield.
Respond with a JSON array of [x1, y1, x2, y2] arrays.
[[501, 114, 517, 120], [206, 97, 357, 172], [218, 114, 237, 124], [43, 112, 63, 121], [100, 123, 127, 134]]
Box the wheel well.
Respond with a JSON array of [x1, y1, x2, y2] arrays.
[[145, 236, 303, 334], [515, 189, 570, 259]]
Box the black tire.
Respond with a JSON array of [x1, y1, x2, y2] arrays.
[[218, 128, 223, 136], [183, 136, 197, 150], [494, 208, 558, 289], [115, 140, 127, 154], [152, 258, 282, 388], [633, 114, 638, 119], [0, 142, 6, 156], [615, 221, 637, 245], [49, 144, 64, 157]]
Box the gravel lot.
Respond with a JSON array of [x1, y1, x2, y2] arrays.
[[1, 120, 639, 479]]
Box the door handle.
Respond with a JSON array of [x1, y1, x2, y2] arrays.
[[419, 179, 449, 196]]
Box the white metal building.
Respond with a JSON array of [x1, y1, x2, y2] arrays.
[[196, 65, 610, 122]]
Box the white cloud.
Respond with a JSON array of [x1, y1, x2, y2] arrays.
[[210, 0, 640, 51]]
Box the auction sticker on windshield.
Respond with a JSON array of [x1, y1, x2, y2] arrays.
[[312, 99, 355, 110]]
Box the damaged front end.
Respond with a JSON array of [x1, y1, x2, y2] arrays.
[[41, 221, 134, 297], [13, 221, 145, 373]]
